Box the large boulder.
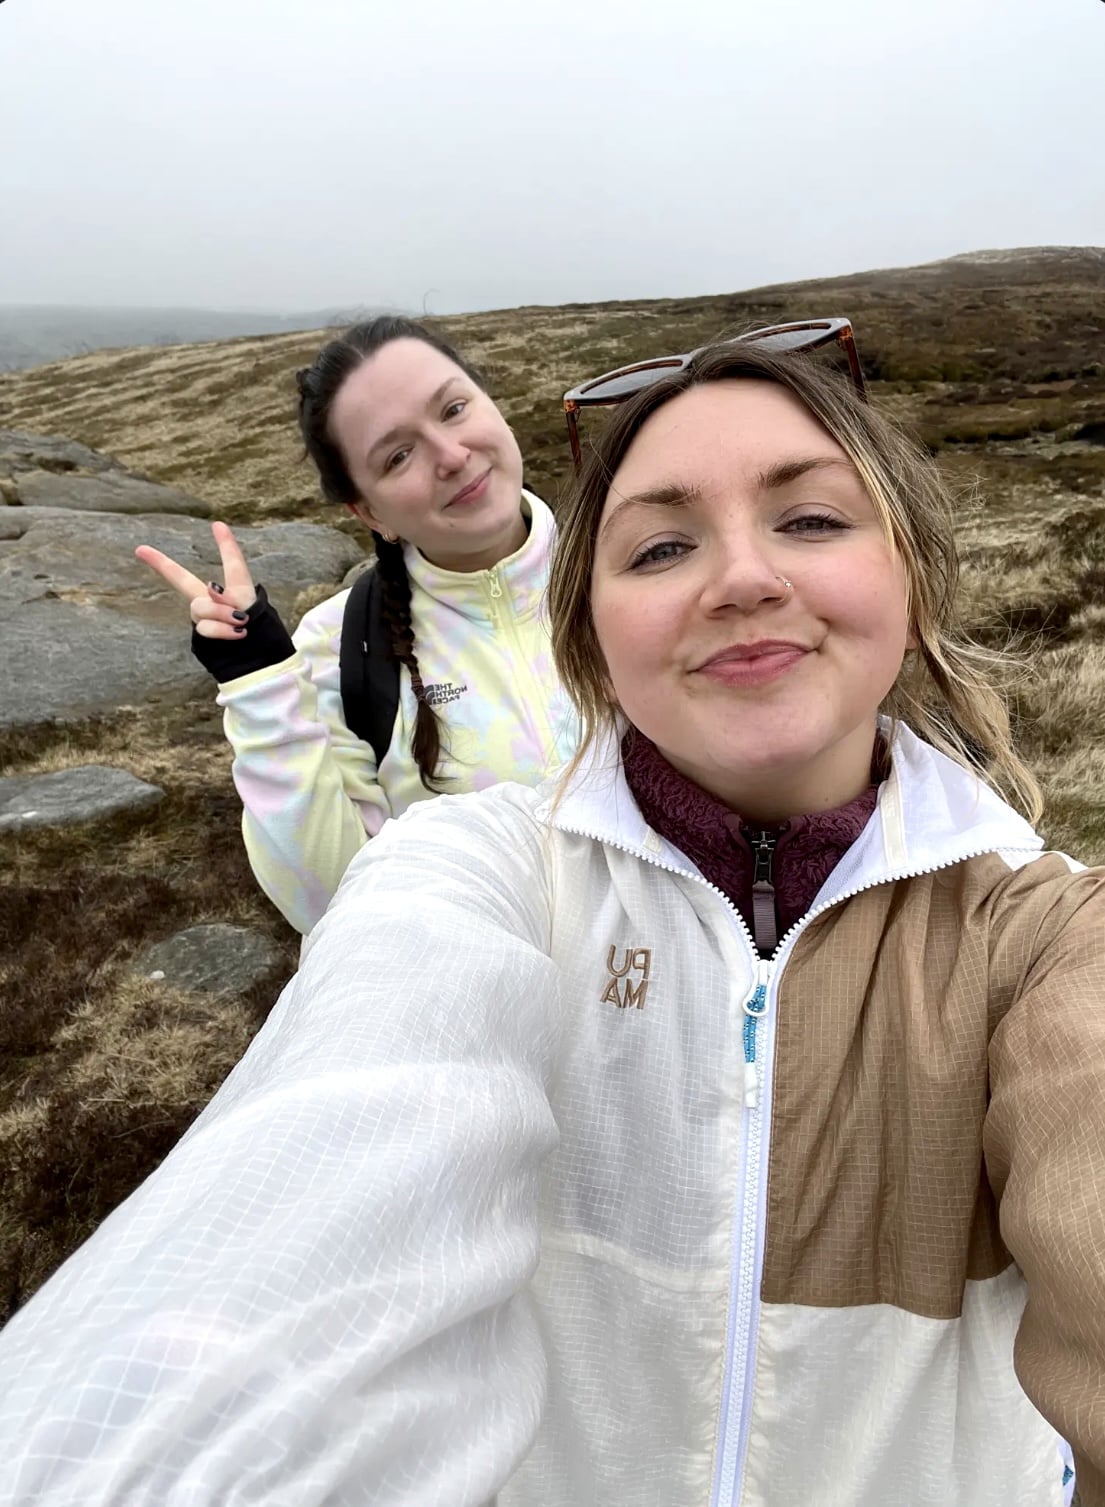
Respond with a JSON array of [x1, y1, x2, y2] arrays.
[[0, 509, 365, 728], [10, 469, 213, 517]]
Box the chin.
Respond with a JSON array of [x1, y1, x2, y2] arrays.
[[699, 734, 812, 783]]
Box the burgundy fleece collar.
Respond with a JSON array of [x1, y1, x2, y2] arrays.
[[623, 732, 882, 950]]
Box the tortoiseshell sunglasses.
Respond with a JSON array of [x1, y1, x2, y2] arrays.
[[562, 317, 866, 469]]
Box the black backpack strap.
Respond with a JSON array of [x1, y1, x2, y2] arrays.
[[339, 565, 401, 770]]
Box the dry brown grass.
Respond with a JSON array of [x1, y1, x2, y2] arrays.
[[0, 702, 298, 1317], [0, 972, 265, 1312], [2, 248, 1104, 1315]]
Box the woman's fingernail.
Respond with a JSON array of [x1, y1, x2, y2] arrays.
[[232, 609, 248, 621], [233, 626, 247, 634], [210, 581, 225, 594]]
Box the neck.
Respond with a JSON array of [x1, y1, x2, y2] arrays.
[[420, 503, 529, 574], [662, 722, 880, 824]]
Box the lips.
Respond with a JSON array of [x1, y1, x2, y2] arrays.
[[699, 639, 807, 668], [447, 469, 491, 508], [695, 640, 809, 687]]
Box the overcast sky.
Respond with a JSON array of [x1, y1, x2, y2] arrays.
[[3, 0, 1103, 314]]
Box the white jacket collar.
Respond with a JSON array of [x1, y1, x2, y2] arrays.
[[541, 720, 1042, 896], [403, 490, 553, 624]]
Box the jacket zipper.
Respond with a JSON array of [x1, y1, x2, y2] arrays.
[[483, 566, 561, 761], [551, 821, 778, 1507], [715, 839, 1041, 1507], [747, 826, 782, 961], [485, 568, 503, 629], [552, 815, 1040, 1507], [742, 826, 784, 1109]]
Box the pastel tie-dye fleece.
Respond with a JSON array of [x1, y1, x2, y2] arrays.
[[214, 492, 578, 934]]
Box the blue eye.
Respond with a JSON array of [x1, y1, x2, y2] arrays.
[[783, 511, 849, 535], [629, 539, 691, 569]]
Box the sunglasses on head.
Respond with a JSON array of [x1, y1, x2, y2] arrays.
[[562, 317, 866, 469]]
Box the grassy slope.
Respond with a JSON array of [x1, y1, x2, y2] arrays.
[[1, 247, 1104, 1315]]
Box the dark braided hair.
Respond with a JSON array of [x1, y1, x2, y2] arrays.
[[296, 316, 487, 791]]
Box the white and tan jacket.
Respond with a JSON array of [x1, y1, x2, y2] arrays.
[[0, 725, 1101, 1505]]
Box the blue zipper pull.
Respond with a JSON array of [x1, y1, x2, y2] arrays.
[[742, 959, 771, 1109]]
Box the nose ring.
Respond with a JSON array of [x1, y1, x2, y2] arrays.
[[776, 575, 792, 593]]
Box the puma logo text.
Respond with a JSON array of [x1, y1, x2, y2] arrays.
[[601, 945, 652, 1010]]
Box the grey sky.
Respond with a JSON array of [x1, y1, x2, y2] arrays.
[[3, 0, 1103, 314]]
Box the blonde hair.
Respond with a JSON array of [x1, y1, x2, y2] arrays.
[[549, 340, 1043, 824]]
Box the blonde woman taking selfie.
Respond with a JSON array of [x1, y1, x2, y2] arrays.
[[2, 331, 1100, 1507]]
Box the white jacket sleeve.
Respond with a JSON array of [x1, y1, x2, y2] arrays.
[[0, 789, 561, 1507]]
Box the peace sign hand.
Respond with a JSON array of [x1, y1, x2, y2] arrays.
[[136, 521, 257, 640]]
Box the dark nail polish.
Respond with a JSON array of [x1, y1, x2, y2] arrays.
[[232, 609, 248, 621], [233, 626, 247, 634], [210, 581, 225, 594]]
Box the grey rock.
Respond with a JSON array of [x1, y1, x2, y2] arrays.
[[342, 558, 372, 588], [0, 428, 127, 476], [12, 470, 213, 517], [0, 598, 212, 722], [132, 924, 284, 997], [0, 764, 164, 834], [0, 510, 364, 728]]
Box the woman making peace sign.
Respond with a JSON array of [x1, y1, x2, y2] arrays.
[[6, 332, 1100, 1505], [138, 317, 577, 934]]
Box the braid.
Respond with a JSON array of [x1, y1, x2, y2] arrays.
[[294, 316, 484, 793], [372, 535, 448, 792]]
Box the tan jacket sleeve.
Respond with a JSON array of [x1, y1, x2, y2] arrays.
[[985, 857, 1105, 1505]]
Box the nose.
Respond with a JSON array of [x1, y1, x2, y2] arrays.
[[698, 534, 791, 616], [428, 428, 469, 477]]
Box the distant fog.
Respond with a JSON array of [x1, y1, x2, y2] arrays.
[[0, 304, 391, 373]]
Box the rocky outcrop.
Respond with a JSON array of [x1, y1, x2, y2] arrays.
[[9, 470, 213, 516], [0, 765, 164, 833], [0, 431, 364, 729], [0, 428, 127, 478], [0, 508, 363, 727], [0, 426, 212, 516]]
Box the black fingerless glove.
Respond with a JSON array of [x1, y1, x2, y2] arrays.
[[190, 584, 297, 684]]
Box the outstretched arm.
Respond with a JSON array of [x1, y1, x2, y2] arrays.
[[0, 790, 560, 1506], [986, 862, 1105, 1506]]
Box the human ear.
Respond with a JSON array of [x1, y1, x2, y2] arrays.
[[348, 500, 390, 535]]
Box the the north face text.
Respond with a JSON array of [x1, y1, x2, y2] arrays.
[[601, 945, 652, 1010], [423, 682, 468, 708]]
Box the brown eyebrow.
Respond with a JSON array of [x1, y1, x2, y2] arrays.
[[599, 456, 860, 541], [598, 483, 703, 541], [366, 378, 466, 462], [755, 456, 860, 490]]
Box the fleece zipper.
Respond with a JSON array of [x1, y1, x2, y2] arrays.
[[482, 565, 561, 763]]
